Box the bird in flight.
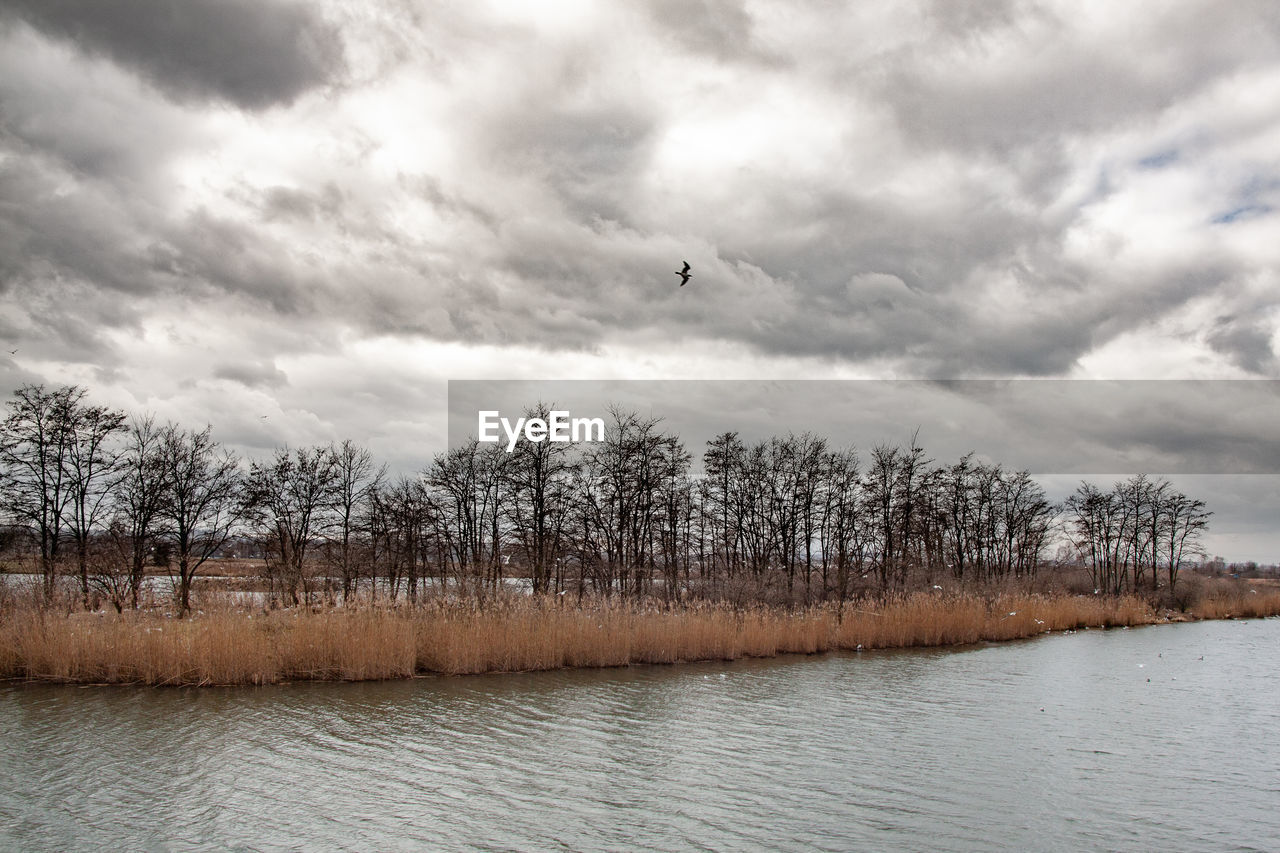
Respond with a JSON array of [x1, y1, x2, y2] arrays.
[[675, 261, 691, 286]]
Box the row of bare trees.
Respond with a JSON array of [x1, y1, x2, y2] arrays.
[[1, 386, 1213, 611], [0, 386, 242, 611], [1064, 475, 1211, 595]]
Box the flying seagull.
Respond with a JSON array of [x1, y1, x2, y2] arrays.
[[675, 261, 691, 286]]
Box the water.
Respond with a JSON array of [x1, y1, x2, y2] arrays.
[[3, 619, 1278, 851]]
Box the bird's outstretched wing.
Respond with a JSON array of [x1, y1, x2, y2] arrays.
[[675, 260, 692, 286]]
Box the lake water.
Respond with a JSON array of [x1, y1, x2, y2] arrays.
[[3, 618, 1278, 851]]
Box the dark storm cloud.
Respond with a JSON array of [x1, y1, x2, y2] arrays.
[[0, 153, 325, 359], [1207, 316, 1277, 374], [0, 162, 151, 297], [213, 360, 289, 389], [477, 93, 661, 227], [0, 0, 344, 110], [0, 24, 205, 194], [0, 9, 343, 360], [399, 175, 500, 234], [644, 0, 783, 66], [0, 146, 163, 362], [920, 0, 1023, 36], [153, 210, 324, 314], [259, 184, 347, 224], [873, 1, 1280, 157], [657, 190, 1057, 371]]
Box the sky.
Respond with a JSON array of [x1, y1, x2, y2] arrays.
[[1, 1, 1278, 559]]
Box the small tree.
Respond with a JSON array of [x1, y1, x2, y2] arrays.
[[88, 518, 140, 614]]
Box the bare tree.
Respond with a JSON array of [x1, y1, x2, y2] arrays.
[[243, 445, 340, 607], [1001, 469, 1054, 579], [0, 385, 92, 600], [702, 431, 746, 585], [506, 403, 577, 595], [64, 401, 127, 606], [425, 440, 510, 594], [1066, 482, 1119, 592], [1065, 477, 1210, 595], [575, 408, 687, 598], [87, 518, 140, 614], [1164, 491, 1211, 591], [113, 416, 169, 608], [790, 433, 828, 601], [818, 447, 865, 607], [386, 475, 435, 601], [158, 425, 242, 615], [862, 439, 930, 594], [327, 440, 384, 602]]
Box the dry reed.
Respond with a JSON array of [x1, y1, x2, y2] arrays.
[[833, 592, 1156, 650], [1, 586, 1276, 686], [1188, 586, 1280, 620]]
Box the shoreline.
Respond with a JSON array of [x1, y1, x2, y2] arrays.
[[4, 588, 1279, 688]]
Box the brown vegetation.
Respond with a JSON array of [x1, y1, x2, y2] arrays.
[[1186, 577, 1280, 620], [3, 584, 1277, 687]]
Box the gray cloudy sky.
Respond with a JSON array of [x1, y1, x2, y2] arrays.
[[2, 1, 1278, 557]]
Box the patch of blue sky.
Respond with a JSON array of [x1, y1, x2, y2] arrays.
[[1137, 149, 1179, 169], [1212, 175, 1279, 224], [1212, 204, 1274, 224]]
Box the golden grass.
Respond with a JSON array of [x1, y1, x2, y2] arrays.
[[1188, 587, 1280, 620], [1, 587, 1276, 686], [0, 608, 419, 686], [834, 592, 1156, 650], [411, 599, 836, 675]]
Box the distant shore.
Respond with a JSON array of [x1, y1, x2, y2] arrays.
[[3, 584, 1279, 687]]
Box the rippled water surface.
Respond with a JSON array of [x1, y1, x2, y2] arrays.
[[4, 619, 1279, 851]]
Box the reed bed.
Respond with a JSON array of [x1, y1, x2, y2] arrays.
[[1, 588, 1276, 686], [834, 592, 1156, 650], [0, 608, 420, 686], [1188, 586, 1280, 620]]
